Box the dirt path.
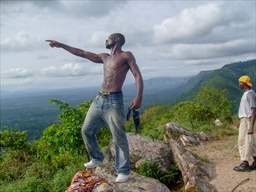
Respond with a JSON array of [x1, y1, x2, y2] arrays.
[[190, 136, 256, 192]]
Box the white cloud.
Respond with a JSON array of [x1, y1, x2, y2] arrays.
[[0, 0, 127, 18], [58, 0, 127, 17], [0, 31, 41, 52], [1, 68, 33, 79], [41, 63, 102, 77], [153, 3, 248, 44], [88, 31, 109, 47], [159, 39, 256, 60]]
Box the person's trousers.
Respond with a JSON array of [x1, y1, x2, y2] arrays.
[[81, 91, 130, 175], [238, 117, 256, 161]]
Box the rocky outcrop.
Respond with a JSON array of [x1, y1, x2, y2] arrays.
[[67, 163, 170, 192], [67, 123, 216, 192], [165, 123, 216, 192], [67, 169, 112, 192], [67, 132, 173, 192], [165, 123, 209, 146], [107, 133, 173, 171], [95, 163, 170, 192]]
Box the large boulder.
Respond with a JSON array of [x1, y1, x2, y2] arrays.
[[66, 163, 170, 192], [95, 163, 170, 192], [107, 133, 173, 171], [66, 169, 113, 192]]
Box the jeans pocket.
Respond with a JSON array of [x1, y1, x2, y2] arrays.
[[110, 97, 124, 108], [93, 95, 102, 108]]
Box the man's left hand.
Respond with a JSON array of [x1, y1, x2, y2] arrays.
[[248, 126, 254, 134], [129, 97, 141, 109]]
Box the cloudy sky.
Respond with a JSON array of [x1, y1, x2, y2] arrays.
[[1, 0, 256, 91]]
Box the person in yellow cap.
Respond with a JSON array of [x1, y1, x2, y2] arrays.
[[233, 75, 256, 172]]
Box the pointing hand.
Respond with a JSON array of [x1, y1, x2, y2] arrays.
[[45, 40, 61, 48]]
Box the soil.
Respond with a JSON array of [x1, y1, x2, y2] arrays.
[[189, 135, 256, 192]]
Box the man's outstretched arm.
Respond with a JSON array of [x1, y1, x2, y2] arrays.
[[45, 40, 108, 63], [127, 51, 144, 109]]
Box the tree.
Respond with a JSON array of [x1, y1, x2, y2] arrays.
[[35, 99, 91, 161], [172, 101, 214, 130], [194, 86, 232, 121], [0, 130, 28, 152]]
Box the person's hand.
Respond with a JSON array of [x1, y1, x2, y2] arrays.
[[248, 125, 254, 134], [129, 97, 142, 109], [45, 40, 62, 48], [248, 131, 254, 134]]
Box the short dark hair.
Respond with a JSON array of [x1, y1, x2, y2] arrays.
[[110, 33, 125, 46]]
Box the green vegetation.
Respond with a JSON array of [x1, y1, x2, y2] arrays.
[[125, 104, 173, 140], [126, 86, 236, 140], [180, 59, 256, 112], [0, 84, 241, 191], [1, 59, 254, 191], [0, 100, 96, 191], [137, 161, 183, 190], [171, 86, 235, 137]]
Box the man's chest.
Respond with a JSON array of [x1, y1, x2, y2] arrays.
[[104, 56, 128, 69]]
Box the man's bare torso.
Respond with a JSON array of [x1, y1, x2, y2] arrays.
[[101, 52, 130, 92], [46, 38, 143, 109]]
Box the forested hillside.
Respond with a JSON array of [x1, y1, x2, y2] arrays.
[[179, 59, 256, 111]]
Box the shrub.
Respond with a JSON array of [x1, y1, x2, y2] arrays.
[[50, 164, 81, 192], [0, 150, 32, 183], [0, 176, 49, 192], [194, 86, 232, 121], [137, 161, 182, 189], [0, 130, 29, 151], [172, 101, 214, 130]]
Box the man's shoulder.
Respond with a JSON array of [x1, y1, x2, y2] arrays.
[[123, 51, 134, 56], [122, 51, 135, 59], [248, 89, 255, 94], [99, 53, 110, 57], [246, 89, 256, 98]]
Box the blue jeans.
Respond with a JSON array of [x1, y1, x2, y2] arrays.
[[81, 91, 130, 175]]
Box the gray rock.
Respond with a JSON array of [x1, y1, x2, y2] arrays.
[[198, 132, 209, 141], [214, 119, 223, 127], [107, 133, 173, 171], [95, 163, 170, 192]]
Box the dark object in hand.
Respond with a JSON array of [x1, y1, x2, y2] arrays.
[[126, 108, 140, 134]]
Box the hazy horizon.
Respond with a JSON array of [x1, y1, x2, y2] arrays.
[[1, 75, 191, 96]]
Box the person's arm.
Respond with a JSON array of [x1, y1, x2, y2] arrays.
[[247, 92, 256, 134], [249, 108, 256, 134], [45, 40, 108, 63], [126, 51, 144, 109]]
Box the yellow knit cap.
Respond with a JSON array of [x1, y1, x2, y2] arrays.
[[239, 75, 253, 88]]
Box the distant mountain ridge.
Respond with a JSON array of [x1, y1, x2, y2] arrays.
[[180, 59, 256, 111]]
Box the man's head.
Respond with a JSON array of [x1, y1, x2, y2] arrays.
[[105, 33, 125, 49], [239, 75, 253, 89]]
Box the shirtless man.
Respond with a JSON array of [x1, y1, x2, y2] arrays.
[[46, 33, 143, 182]]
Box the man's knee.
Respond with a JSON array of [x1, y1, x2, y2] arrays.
[[81, 123, 93, 137], [113, 134, 128, 147]]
